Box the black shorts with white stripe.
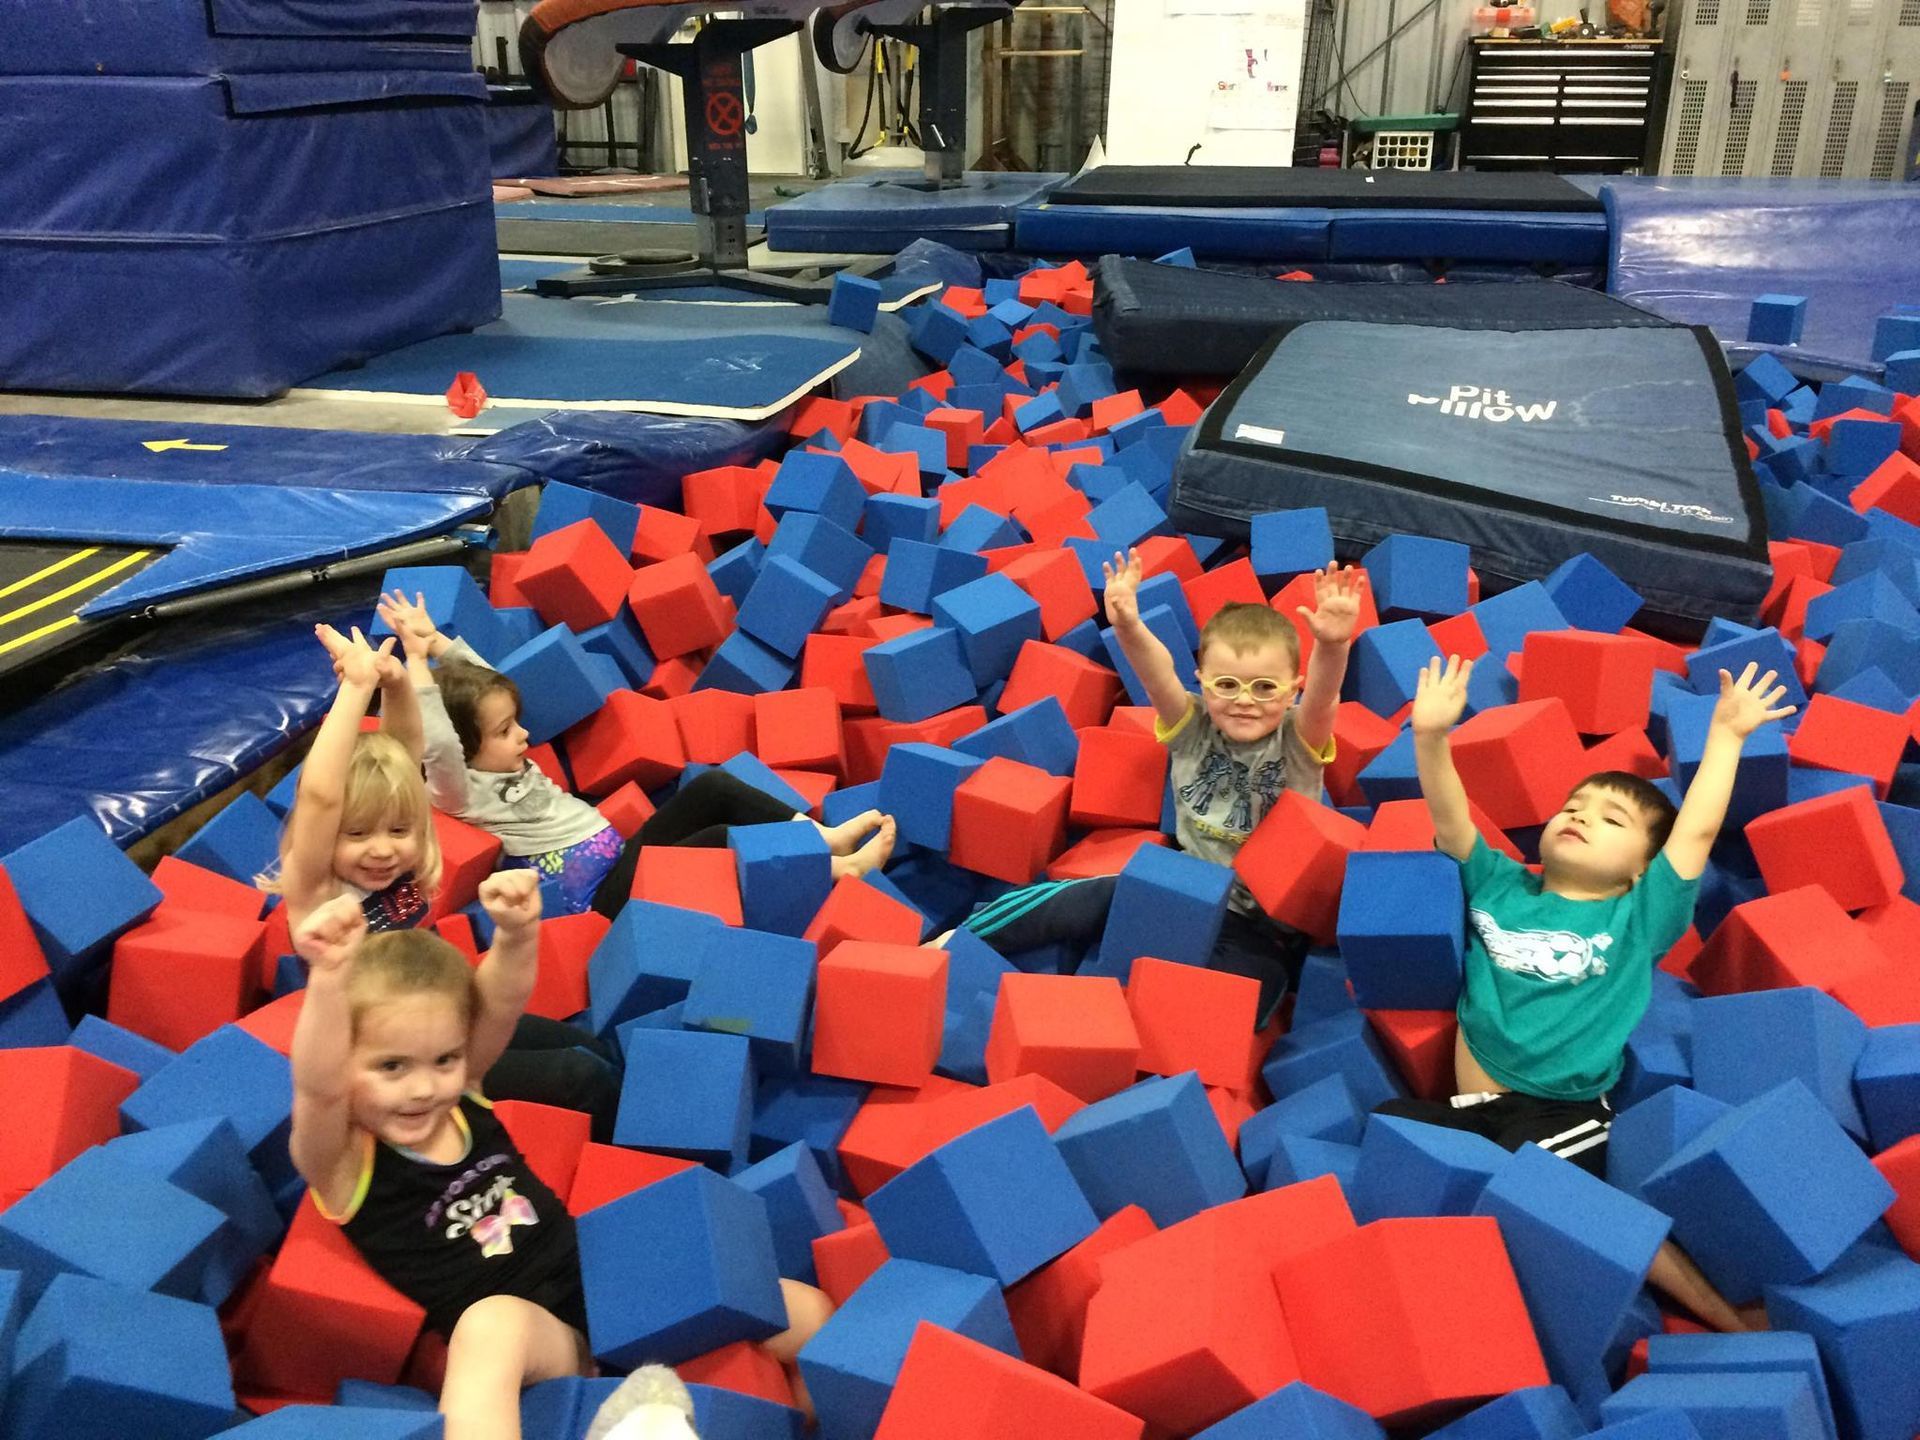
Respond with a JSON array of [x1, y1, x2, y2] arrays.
[[1371, 1091, 1613, 1178]]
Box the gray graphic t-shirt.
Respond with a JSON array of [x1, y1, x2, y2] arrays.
[[1156, 698, 1333, 915]]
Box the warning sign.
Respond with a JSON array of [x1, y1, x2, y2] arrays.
[[705, 91, 744, 137]]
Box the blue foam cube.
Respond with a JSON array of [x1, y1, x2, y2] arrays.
[[1803, 571, 1920, 643], [691, 1383, 807, 1440], [1094, 841, 1231, 974], [766, 513, 870, 601], [797, 1258, 1018, 1440], [1587, 1415, 1706, 1440], [1855, 1023, 1920, 1152], [1425, 1386, 1587, 1440], [1470, 582, 1570, 661], [579, 608, 656, 689], [224, 1409, 441, 1438], [1249, 507, 1335, 581], [173, 791, 282, 885], [716, 752, 812, 814], [1646, 1332, 1837, 1440], [2, 817, 161, 978], [828, 272, 883, 332], [1606, 1085, 1732, 1206], [586, 900, 722, 1037], [530, 482, 640, 556], [1643, 1080, 1896, 1304], [683, 926, 817, 1072], [1363, 534, 1471, 620], [1336, 851, 1464, 1009], [1766, 1239, 1920, 1440], [1543, 554, 1643, 634], [1690, 988, 1869, 1141], [1190, 1380, 1386, 1439], [1262, 1010, 1403, 1112], [1053, 1073, 1246, 1226], [881, 543, 983, 628], [1601, 1370, 1825, 1440], [1356, 727, 1422, 806], [0, 982, 71, 1047], [750, 1071, 868, 1190], [372, 562, 507, 658], [734, 1141, 844, 1284], [866, 1106, 1097, 1285], [1238, 1074, 1365, 1187], [877, 743, 986, 851], [1100, 604, 1197, 708], [612, 1028, 755, 1168], [1088, 482, 1170, 551], [6, 1273, 235, 1440], [931, 573, 1043, 687], [1819, 616, 1920, 696], [862, 626, 978, 723], [497, 625, 610, 744], [767, 451, 866, 534], [736, 555, 840, 660], [1348, 617, 1443, 715], [1351, 1112, 1507, 1224], [1263, 1133, 1362, 1192], [1735, 353, 1800, 406], [863, 493, 940, 552], [1475, 1141, 1673, 1410], [955, 697, 1078, 776], [119, 1025, 294, 1189], [577, 1165, 787, 1368], [1295, 951, 1358, 1026], [1664, 693, 1790, 829], [69, 1014, 175, 1081], [1749, 295, 1809, 347], [1873, 311, 1920, 363]]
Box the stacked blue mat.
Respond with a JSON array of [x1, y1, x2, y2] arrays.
[[0, 0, 501, 398]]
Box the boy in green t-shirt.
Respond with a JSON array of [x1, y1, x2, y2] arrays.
[[1379, 652, 1795, 1331]]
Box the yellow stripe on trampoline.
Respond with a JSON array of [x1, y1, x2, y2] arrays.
[[0, 546, 101, 601], [0, 613, 82, 658], [0, 549, 152, 630]]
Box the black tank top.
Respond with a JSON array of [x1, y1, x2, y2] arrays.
[[321, 1094, 579, 1336]]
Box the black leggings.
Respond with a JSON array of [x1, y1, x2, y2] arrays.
[[487, 1014, 623, 1144], [588, 769, 803, 919]]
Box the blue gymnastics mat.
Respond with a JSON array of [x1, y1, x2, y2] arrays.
[[1602, 177, 1920, 377], [294, 292, 864, 421], [764, 171, 1068, 254], [1327, 208, 1607, 265]]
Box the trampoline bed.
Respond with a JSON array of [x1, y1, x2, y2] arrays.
[[1093, 256, 1671, 376], [1168, 320, 1772, 638]]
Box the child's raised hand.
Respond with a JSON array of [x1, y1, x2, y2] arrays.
[[1711, 662, 1797, 738], [376, 590, 441, 663], [1101, 548, 1145, 628], [478, 868, 543, 934], [1298, 565, 1367, 646], [317, 625, 398, 690], [1410, 654, 1474, 735], [294, 894, 367, 974]]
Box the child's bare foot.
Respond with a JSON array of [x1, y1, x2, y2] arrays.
[[930, 928, 956, 949], [830, 815, 896, 880], [812, 808, 884, 857]]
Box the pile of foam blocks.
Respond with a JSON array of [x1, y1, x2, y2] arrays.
[[1, 258, 1919, 1440]]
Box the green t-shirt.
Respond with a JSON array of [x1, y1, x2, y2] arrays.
[[1454, 837, 1699, 1101]]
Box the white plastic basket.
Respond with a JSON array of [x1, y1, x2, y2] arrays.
[[1368, 129, 1436, 170]]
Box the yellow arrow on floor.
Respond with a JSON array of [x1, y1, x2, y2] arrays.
[[142, 439, 228, 453]]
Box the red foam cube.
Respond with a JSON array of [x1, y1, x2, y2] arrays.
[[812, 942, 948, 1087], [1875, 1133, 1920, 1262], [236, 1199, 425, 1397], [630, 504, 713, 567], [626, 552, 734, 658], [681, 464, 771, 538], [1047, 829, 1169, 881], [564, 690, 686, 796], [427, 812, 504, 923], [1851, 451, 1920, 525], [1234, 791, 1369, 943], [516, 519, 635, 632], [1125, 957, 1257, 1088], [0, 866, 49, 1006], [631, 847, 743, 926], [666, 688, 756, 766], [753, 687, 845, 776], [1427, 612, 1489, 663], [236, 991, 305, 1056], [1069, 728, 1169, 831], [0, 1046, 139, 1204], [950, 758, 1072, 884], [1089, 390, 1145, 432], [1324, 702, 1403, 808], [492, 1098, 592, 1200], [924, 408, 986, 468], [1448, 697, 1589, 828], [568, 1142, 697, 1214], [813, 1218, 891, 1307], [523, 911, 608, 1020], [488, 550, 531, 608], [790, 396, 857, 444], [1787, 693, 1910, 797], [150, 854, 266, 924], [1366, 1009, 1458, 1102], [597, 781, 656, 838], [999, 642, 1120, 731], [1690, 885, 1887, 999], [1517, 630, 1659, 735], [802, 633, 880, 714], [985, 973, 1141, 1104], [804, 875, 925, 953], [1005, 1205, 1158, 1380], [1364, 797, 1523, 861], [1581, 728, 1665, 781], [109, 911, 265, 1051], [1273, 1216, 1550, 1427], [1746, 785, 1905, 912], [876, 1322, 1147, 1440], [1182, 557, 1267, 631], [999, 551, 1099, 641], [681, 1340, 794, 1407]]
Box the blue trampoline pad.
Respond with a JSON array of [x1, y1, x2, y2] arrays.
[[1327, 208, 1608, 265], [295, 292, 863, 421], [1016, 203, 1333, 262], [764, 171, 1067, 254]]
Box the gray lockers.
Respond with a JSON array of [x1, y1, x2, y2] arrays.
[[1658, 0, 1920, 177]]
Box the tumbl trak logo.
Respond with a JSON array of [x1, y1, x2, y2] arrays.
[[1407, 384, 1557, 423]]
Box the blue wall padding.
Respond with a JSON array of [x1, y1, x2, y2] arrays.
[[1602, 178, 1920, 374], [487, 86, 558, 179]]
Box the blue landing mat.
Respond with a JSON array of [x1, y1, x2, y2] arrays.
[[1326, 208, 1608, 265], [294, 292, 863, 421], [764, 171, 1068, 254], [1602, 177, 1920, 375]]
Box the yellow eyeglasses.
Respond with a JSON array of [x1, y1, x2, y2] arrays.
[[1200, 674, 1293, 703]]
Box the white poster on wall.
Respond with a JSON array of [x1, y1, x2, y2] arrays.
[[1207, 26, 1299, 130], [1106, 0, 1307, 163]]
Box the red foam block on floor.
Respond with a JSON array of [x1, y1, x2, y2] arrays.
[[1047, 829, 1169, 881], [1689, 885, 1887, 998], [1234, 791, 1368, 943], [754, 686, 845, 776], [1365, 1009, 1458, 1102], [0, 1046, 139, 1205], [565, 690, 686, 797], [108, 910, 265, 1051], [1745, 785, 1906, 912], [667, 689, 755, 766], [522, 911, 608, 1020], [985, 973, 1141, 1104], [949, 757, 1072, 884], [804, 875, 925, 952], [1273, 1216, 1549, 1427], [876, 1322, 1147, 1440], [1324, 702, 1402, 808], [626, 552, 734, 658], [681, 1339, 795, 1407], [1069, 728, 1169, 831], [517, 519, 634, 633], [1517, 630, 1659, 736], [630, 846, 743, 926], [1786, 693, 1910, 797], [999, 641, 1118, 729], [1125, 957, 1257, 1089], [812, 941, 948, 1087], [427, 811, 504, 924]]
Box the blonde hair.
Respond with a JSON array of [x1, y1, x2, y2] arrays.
[[260, 732, 443, 898], [347, 929, 477, 1038], [1198, 602, 1301, 672]]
